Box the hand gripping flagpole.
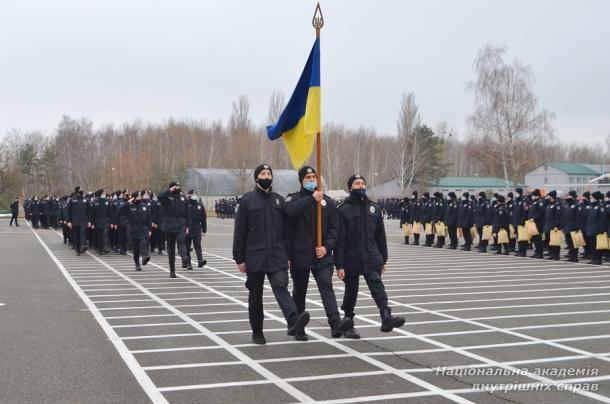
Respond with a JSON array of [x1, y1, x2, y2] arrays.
[[313, 3, 324, 249]]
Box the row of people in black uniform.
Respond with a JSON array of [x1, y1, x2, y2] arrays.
[[399, 188, 610, 265], [377, 198, 404, 219], [214, 198, 237, 219], [22, 195, 61, 229], [26, 185, 207, 274], [232, 164, 406, 345]]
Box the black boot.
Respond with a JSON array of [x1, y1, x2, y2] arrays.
[[169, 269, 176, 278], [287, 311, 310, 336], [142, 256, 150, 266], [404, 236, 409, 245], [380, 308, 405, 332], [252, 331, 266, 345], [135, 264, 142, 271], [198, 259, 207, 268], [342, 327, 361, 339], [329, 316, 353, 338]]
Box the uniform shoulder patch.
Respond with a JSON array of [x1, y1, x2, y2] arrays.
[[369, 206, 376, 214], [143, 207, 147, 211], [321, 199, 327, 207]]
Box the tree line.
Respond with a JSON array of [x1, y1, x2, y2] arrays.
[[0, 44, 607, 209]]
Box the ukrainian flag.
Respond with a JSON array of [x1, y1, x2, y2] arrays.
[[267, 38, 320, 170]]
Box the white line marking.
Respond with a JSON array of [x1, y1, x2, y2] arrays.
[[27, 224, 167, 404]]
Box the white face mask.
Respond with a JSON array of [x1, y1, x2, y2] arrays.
[[191, 195, 198, 201]]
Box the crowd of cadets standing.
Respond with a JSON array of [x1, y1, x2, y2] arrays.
[[399, 187, 610, 265], [214, 198, 237, 219], [23, 185, 208, 273]]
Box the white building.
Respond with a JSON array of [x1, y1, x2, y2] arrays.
[[524, 163, 601, 194]]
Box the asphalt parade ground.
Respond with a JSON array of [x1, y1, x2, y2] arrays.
[[2, 218, 610, 403]]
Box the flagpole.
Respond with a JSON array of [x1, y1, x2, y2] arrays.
[[313, 3, 324, 248]]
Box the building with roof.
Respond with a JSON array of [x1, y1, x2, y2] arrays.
[[524, 163, 602, 194], [183, 168, 302, 207], [430, 177, 523, 196]]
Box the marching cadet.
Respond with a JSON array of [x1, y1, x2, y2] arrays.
[[399, 197, 410, 244], [10, 196, 19, 227], [284, 166, 352, 340], [579, 191, 592, 260], [527, 189, 546, 259], [444, 192, 459, 249], [91, 189, 112, 255], [185, 190, 207, 270], [158, 181, 191, 278], [119, 191, 152, 271], [410, 191, 421, 245], [66, 186, 89, 255], [543, 190, 561, 260], [50, 195, 60, 229], [562, 191, 580, 262], [512, 188, 528, 257], [24, 198, 31, 221], [335, 174, 405, 338], [115, 190, 130, 255], [59, 196, 70, 244], [150, 193, 165, 255], [585, 191, 606, 265], [492, 194, 510, 255], [474, 192, 491, 253], [30, 196, 40, 228], [232, 164, 310, 345], [39, 196, 50, 229], [457, 192, 473, 251], [433, 192, 446, 248], [421, 192, 434, 247], [506, 192, 516, 252]]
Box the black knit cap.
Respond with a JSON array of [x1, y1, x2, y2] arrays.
[[547, 190, 557, 199], [448, 192, 456, 199], [496, 194, 505, 202], [254, 163, 273, 179], [298, 165, 316, 183], [347, 174, 366, 189], [507, 192, 513, 198], [568, 190, 577, 198], [606, 191, 610, 198], [583, 191, 591, 199], [168, 181, 180, 188], [74, 186, 81, 193], [516, 187, 524, 196], [592, 191, 604, 200], [412, 190, 418, 197], [187, 189, 196, 195], [478, 191, 486, 198], [131, 191, 140, 198], [94, 189, 104, 197], [423, 192, 430, 198], [463, 192, 470, 199], [532, 189, 541, 197]]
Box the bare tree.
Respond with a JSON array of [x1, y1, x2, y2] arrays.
[[467, 44, 554, 186]]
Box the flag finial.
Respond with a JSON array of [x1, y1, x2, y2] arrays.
[[312, 3, 324, 36]]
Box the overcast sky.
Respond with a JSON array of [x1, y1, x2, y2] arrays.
[[1, 0, 609, 144]]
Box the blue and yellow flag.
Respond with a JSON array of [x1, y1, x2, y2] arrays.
[[266, 39, 320, 170]]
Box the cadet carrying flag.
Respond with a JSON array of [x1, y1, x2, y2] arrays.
[[266, 38, 320, 170]]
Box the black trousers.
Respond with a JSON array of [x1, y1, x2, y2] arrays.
[[132, 237, 150, 265], [448, 225, 458, 247], [72, 225, 86, 253], [40, 215, 48, 228], [96, 227, 110, 252], [10, 214, 18, 226], [462, 228, 472, 248], [118, 226, 128, 252], [165, 231, 187, 270], [425, 234, 435, 246], [565, 231, 577, 259], [151, 228, 165, 252], [477, 226, 488, 251], [50, 215, 58, 229], [62, 224, 70, 243], [341, 269, 388, 320], [31, 215, 39, 228], [531, 234, 543, 255], [186, 236, 203, 263], [245, 271, 298, 332], [290, 266, 340, 322]]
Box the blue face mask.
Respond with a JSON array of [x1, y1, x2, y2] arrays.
[[303, 181, 317, 192]]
